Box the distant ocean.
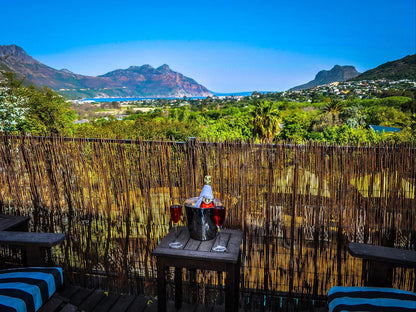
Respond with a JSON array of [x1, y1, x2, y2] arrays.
[[82, 97, 194, 102], [214, 91, 274, 96], [82, 91, 273, 102]]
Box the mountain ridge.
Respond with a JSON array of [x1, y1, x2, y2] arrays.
[[350, 54, 416, 81], [289, 65, 360, 91], [0, 44, 212, 99], [289, 54, 416, 91]]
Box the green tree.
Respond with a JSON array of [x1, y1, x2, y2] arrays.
[[250, 100, 281, 141], [0, 74, 77, 134], [279, 111, 314, 142], [201, 114, 252, 141], [312, 99, 346, 132], [364, 106, 411, 128], [322, 99, 345, 113], [339, 106, 365, 129], [22, 85, 78, 134], [312, 112, 341, 132], [0, 73, 28, 132]]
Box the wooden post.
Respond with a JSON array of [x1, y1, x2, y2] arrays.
[[174, 267, 182, 309], [23, 246, 46, 267], [156, 257, 167, 312], [365, 260, 394, 287], [189, 269, 197, 304], [225, 263, 236, 311], [187, 137, 198, 196]]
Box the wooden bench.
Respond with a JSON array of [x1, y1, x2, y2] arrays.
[[0, 231, 65, 266], [328, 243, 416, 311], [348, 242, 416, 287], [0, 214, 30, 231]]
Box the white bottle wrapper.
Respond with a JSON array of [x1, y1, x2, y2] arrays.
[[194, 185, 214, 208]]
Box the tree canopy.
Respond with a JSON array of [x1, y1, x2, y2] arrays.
[[251, 100, 281, 141], [0, 73, 77, 134]]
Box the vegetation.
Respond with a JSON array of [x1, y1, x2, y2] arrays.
[[0, 73, 77, 134], [1, 72, 416, 144], [71, 93, 416, 143], [251, 100, 281, 141]]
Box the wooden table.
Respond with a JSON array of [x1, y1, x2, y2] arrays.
[[152, 227, 243, 312]]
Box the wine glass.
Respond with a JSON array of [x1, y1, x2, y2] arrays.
[[169, 205, 183, 249], [212, 205, 226, 252]]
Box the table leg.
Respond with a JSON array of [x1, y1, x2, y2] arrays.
[[225, 263, 237, 312], [216, 271, 224, 305], [156, 257, 167, 312], [23, 246, 47, 267], [175, 267, 182, 309], [190, 269, 197, 304], [234, 255, 241, 309], [365, 260, 393, 287], [225, 254, 241, 312]]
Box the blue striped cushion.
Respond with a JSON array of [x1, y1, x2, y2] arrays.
[[328, 286, 416, 312], [0, 267, 63, 312]]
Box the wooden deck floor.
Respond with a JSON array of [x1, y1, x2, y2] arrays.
[[38, 285, 156, 312], [38, 285, 328, 312], [37, 285, 222, 312]]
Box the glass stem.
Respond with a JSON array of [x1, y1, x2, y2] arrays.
[[175, 224, 178, 240]]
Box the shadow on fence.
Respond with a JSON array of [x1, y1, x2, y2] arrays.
[[0, 135, 415, 307]]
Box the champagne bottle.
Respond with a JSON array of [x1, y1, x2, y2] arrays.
[[195, 175, 215, 208]]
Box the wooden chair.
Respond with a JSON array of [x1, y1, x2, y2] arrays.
[[0, 267, 64, 312], [0, 231, 65, 312], [0, 231, 65, 267], [328, 243, 416, 311]]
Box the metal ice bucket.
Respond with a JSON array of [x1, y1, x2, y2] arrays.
[[184, 197, 221, 241]]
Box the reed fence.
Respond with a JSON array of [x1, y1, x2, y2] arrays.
[[0, 135, 415, 308]]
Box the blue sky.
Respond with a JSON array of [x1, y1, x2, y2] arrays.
[[1, 0, 415, 92]]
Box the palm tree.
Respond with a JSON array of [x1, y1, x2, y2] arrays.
[[312, 99, 345, 132], [251, 100, 281, 141], [322, 99, 345, 113]]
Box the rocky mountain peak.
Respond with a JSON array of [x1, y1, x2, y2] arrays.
[[60, 68, 74, 74], [290, 65, 360, 91], [314, 65, 359, 82], [157, 64, 170, 72], [0, 44, 40, 65], [124, 65, 152, 71]]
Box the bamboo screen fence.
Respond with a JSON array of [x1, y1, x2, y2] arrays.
[[0, 135, 415, 306]]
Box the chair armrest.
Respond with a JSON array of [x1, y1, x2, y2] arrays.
[[0, 231, 65, 266], [348, 242, 416, 268], [0, 231, 65, 247]]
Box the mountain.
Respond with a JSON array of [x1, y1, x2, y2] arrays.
[[351, 54, 416, 81], [98, 64, 211, 98], [289, 65, 360, 91], [0, 45, 115, 92], [0, 44, 212, 99], [0, 60, 13, 74]]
